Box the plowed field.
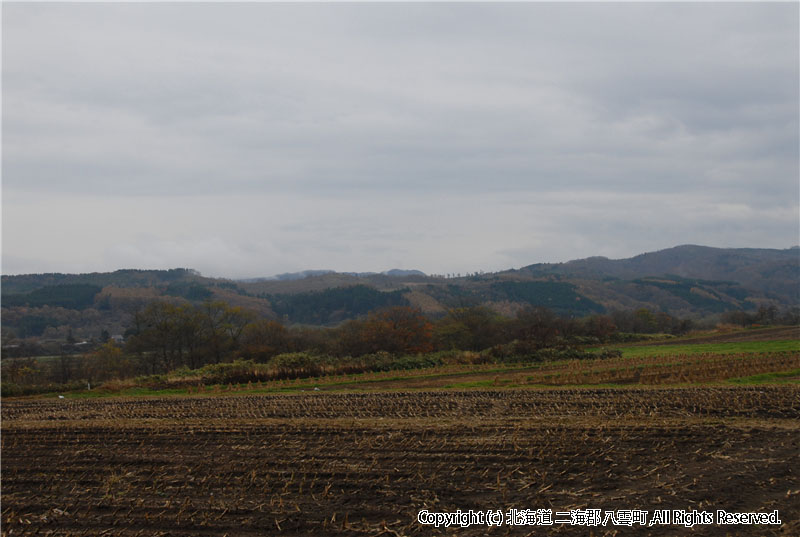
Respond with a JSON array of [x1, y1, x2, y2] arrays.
[[2, 387, 798, 536]]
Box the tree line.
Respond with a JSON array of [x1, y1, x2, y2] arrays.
[[2, 300, 687, 385], [5, 298, 797, 396], [126, 301, 632, 371]]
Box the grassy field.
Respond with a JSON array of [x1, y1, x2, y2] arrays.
[[607, 339, 800, 358]]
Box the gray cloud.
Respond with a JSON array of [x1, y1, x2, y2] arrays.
[[2, 3, 798, 277]]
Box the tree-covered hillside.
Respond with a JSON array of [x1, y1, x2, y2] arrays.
[[1, 246, 796, 351], [267, 285, 409, 325], [522, 245, 800, 303]]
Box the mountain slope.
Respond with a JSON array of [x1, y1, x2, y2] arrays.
[[1, 246, 797, 340], [521, 245, 799, 301]]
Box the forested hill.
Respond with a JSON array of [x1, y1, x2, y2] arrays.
[[1, 246, 797, 342], [520, 245, 800, 302], [1, 268, 204, 295]]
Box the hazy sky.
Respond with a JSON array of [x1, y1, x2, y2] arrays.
[[3, 3, 798, 279]]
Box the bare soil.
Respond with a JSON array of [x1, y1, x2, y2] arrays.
[[2, 388, 799, 536]]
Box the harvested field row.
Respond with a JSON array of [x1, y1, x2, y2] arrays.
[[3, 386, 800, 422], [653, 326, 800, 345], [2, 388, 799, 536], [520, 352, 800, 386]]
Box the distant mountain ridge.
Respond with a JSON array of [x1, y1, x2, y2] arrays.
[[2, 246, 797, 338], [238, 268, 427, 283], [520, 245, 799, 301]]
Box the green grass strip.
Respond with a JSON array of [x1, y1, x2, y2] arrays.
[[612, 340, 799, 358], [726, 368, 800, 385]]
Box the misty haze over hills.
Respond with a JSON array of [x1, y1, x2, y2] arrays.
[[242, 244, 800, 289], [241, 269, 428, 283]]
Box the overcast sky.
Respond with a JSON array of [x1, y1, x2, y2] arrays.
[[2, 3, 798, 279]]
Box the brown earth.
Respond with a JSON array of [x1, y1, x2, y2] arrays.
[[647, 326, 800, 346], [316, 350, 799, 390], [2, 388, 799, 536]]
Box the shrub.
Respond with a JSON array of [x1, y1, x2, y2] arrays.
[[594, 348, 624, 360], [268, 353, 325, 379], [197, 360, 272, 384], [1, 381, 88, 397]]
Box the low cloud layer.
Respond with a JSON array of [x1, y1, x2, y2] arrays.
[[3, 3, 798, 278]]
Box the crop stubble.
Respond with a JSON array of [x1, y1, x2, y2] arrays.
[[2, 387, 798, 536]]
